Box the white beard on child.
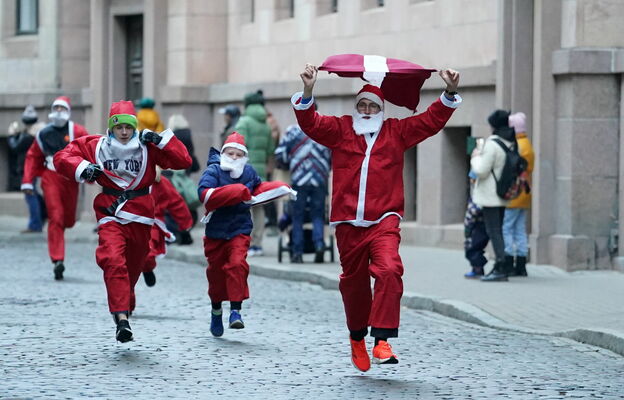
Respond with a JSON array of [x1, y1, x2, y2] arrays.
[[220, 154, 248, 179], [351, 111, 384, 135]]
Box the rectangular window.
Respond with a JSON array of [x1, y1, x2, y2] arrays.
[[361, 0, 384, 10], [16, 0, 38, 34], [275, 0, 295, 20], [318, 0, 338, 16]]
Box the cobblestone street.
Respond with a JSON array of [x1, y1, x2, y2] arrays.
[[2, 238, 624, 399]]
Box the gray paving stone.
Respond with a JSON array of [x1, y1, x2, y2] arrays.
[[1, 240, 624, 398]]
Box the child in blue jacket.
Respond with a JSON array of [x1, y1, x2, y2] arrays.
[[198, 132, 293, 337]]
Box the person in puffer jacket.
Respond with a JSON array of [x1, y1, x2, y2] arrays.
[[197, 132, 293, 338]]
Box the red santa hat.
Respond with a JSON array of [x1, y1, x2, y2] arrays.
[[355, 84, 384, 110], [51, 96, 71, 111], [108, 100, 138, 129], [221, 132, 248, 155]]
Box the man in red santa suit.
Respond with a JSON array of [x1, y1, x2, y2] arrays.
[[292, 64, 461, 372], [141, 167, 194, 287], [53, 100, 191, 343], [21, 96, 90, 280]]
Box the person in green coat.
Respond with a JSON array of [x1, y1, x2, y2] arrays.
[[234, 90, 275, 256]]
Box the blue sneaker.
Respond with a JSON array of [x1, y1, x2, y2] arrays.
[[464, 267, 485, 279], [210, 310, 224, 337], [229, 310, 244, 329]]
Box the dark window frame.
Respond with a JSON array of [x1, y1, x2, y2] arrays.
[[16, 0, 39, 35]]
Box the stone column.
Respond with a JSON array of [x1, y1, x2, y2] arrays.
[[89, 0, 110, 132], [529, 0, 561, 265], [143, 0, 168, 100], [551, 49, 621, 270]]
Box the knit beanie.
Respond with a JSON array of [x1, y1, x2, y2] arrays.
[[508, 112, 527, 133], [108, 100, 138, 130], [487, 109, 510, 129]]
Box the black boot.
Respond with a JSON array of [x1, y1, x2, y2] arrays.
[[481, 261, 509, 282], [505, 255, 517, 276], [515, 256, 528, 277], [143, 271, 156, 287], [113, 312, 133, 343], [53, 260, 65, 280]]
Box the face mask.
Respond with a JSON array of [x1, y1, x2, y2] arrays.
[[48, 110, 70, 128], [351, 110, 384, 135], [220, 154, 248, 179]]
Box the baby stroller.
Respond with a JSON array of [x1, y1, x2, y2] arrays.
[[277, 201, 335, 263]]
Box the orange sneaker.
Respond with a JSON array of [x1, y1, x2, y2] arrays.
[[350, 338, 371, 372], [372, 340, 399, 364]]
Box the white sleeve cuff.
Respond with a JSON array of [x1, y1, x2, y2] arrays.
[[20, 183, 34, 191], [156, 129, 174, 149], [291, 92, 315, 110], [440, 92, 463, 109], [75, 160, 91, 182]]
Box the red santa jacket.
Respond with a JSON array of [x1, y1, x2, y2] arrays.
[[152, 175, 193, 240], [53, 130, 192, 226], [21, 121, 89, 190], [292, 92, 461, 227]]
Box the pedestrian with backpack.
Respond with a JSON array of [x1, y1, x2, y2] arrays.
[[503, 112, 534, 276], [470, 109, 518, 282]]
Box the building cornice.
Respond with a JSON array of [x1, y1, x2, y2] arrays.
[[553, 47, 624, 75]]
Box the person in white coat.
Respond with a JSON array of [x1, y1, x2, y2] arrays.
[[470, 110, 515, 282]]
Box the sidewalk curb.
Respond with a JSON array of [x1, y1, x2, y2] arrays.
[[165, 246, 624, 357]]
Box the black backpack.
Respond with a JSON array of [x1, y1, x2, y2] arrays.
[[490, 138, 530, 200]]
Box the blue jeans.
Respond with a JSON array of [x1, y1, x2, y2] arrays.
[[291, 185, 326, 255], [503, 208, 528, 256], [25, 186, 43, 231]]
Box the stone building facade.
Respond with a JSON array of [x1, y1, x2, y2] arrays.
[[0, 0, 622, 271]]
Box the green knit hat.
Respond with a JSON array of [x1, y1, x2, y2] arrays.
[[108, 100, 138, 130]]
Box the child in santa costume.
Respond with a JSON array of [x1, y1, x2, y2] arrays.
[[21, 96, 90, 280], [141, 168, 194, 287], [293, 64, 461, 371], [198, 132, 293, 337], [53, 100, 191, 342]]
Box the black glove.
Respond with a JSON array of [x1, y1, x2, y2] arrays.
[[178, 230, 193, 245], [139, 130, 163, 145], [80, 163, 103, 182]]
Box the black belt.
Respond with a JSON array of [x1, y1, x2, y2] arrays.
[[102, 187, 149, 215]]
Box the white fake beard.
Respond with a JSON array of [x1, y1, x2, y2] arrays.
[[220, 154, 248, 179], [352, 111, 384, 135], [48, 110, 70, 128]]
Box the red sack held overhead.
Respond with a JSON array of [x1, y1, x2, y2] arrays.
[[318, 54, 437, 112]]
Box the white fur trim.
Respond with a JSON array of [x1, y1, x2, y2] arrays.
[[363, 55, 388, 87], [245, 186, 296, 206], [354, 130, 380, 221], [116, 210, 155, 225], [202, 188, 215, 206], [74, 160, 91, 182], [355, 92, 384, 110], [156, 128, 174, 149], [330, 212, 403, 228], [21, 183, 34, 191], [291, 92, 315, 110], [221, 142, 248, 155], [45, 155, 56, 171], [68, 121, 74, 141], [440, 92, 463, 109], [201, 211, 214, 224], [52, 99, 70, 111]]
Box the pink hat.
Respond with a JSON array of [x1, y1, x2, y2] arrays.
[[355, 84, 384, 109], [52, 96, 71, 111], [509, 112, 527, 133], [222, 132, 248, 155]]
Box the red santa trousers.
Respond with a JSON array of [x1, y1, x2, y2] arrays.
[[143, 226, 166, 273], [335, 216, 404, 338], [203, 234, 251, 304], [42, 171, 78, 261], [96, 221, 151, 313]]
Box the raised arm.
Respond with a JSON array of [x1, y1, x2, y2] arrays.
[[291, 63, 345, 148], [148, 129, 193, 171], [398, 68, 462, 149]]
